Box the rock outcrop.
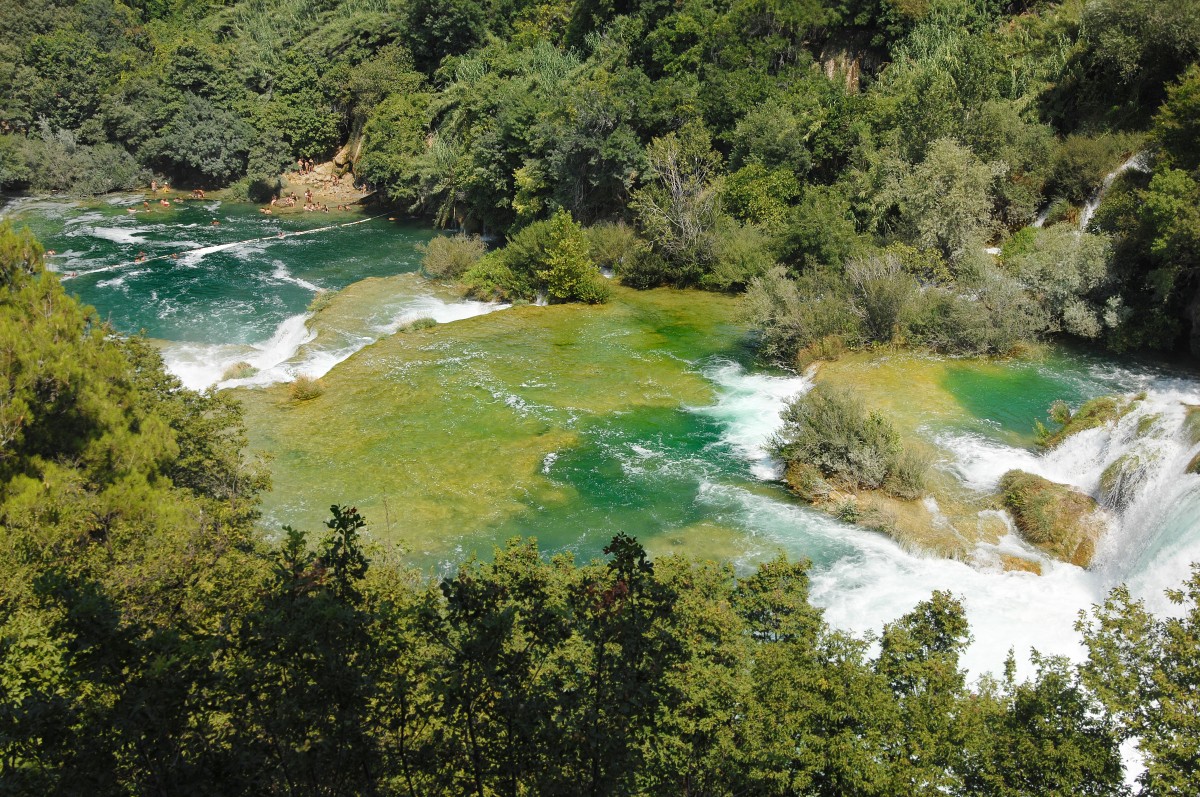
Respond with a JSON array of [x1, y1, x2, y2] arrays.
[[998, 470, 1106, 567]]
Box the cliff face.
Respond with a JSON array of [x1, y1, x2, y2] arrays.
[[817, 36, 884, 93]]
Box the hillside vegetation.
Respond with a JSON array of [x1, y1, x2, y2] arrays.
[[3, 0, 1200, 352]]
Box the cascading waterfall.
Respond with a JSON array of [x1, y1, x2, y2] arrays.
[[705, 359, 1200, 679], [940, 377, 1200, 615], [1079, 153, 1148, 230], [1029, 152, 1147, 231]]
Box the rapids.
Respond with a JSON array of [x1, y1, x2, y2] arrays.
[[6, 194, 1200, 682]]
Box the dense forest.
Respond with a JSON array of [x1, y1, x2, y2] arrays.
[[1, 226, 1198, 794], [3, 0, 1200, 355], [4, 0, 1200, 792]]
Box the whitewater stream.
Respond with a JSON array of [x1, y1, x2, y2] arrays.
[[6, 194, 1200, 684]]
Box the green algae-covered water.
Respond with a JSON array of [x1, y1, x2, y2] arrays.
[[8, 193, 1200, 679]]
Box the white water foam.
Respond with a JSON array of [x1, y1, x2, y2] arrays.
[[694, 359, 1200, 681], [376, 295, 509, 335], [270, 261, 321, 291], [161, 294, 510, 391], [163, 313, 316, 391], [693, 359, 812, 479], [80, 226, 147, 245]]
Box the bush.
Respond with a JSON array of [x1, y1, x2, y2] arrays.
[[701, 221, 776, 293], [19, 123, 148, 195], [464, 210, 608, 303], [746, 265, 861, 364], [401, 317, 438, 331], [222, 361, 258, 380], [1048, 134, 1128, 204], [845, 254, 919, 342], [419, 234, 487, 279], [772, 386, 922, 497], [289, 375, 324, 401], [885, 447, 932, 501], [585, 222, 640, 274]]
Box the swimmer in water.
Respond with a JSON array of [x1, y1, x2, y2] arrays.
[[211, 220, 220, 226]]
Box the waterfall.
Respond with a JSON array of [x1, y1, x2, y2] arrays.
[[1079, 153, 1148, 231], [941, 378, 1200, 612]]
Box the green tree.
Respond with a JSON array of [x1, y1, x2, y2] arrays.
[[630, 119, 725, 284], [1079, 571, 1200, 797]]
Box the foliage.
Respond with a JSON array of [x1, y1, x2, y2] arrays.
[[418, 233, 487, 280], [1078, 566, 1200, 797], [289, 374, 325, 401], [630, 120, 725, 285], [1004, 226, 1114, 338], [772, 384, 926, 498], [0, 243, 1182, 795], [3, 0, 1200, 354], [465, 209, 608, 303]]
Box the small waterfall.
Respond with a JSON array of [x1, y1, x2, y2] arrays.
[[942, 380, 1200, 605], [1079, 153, 1147, 231], [534, 291, 549, 307]]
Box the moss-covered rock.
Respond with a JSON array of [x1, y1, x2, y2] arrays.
[[1099, 453, 1155, 510], [998, 470, 1106, 567], [1136, 412, 1162, 437], [1040, 395, 1137, 448], [1187, 452, 1200, 475], [1000, 555, 1043, 575], [1183, 404, 1200, 446]]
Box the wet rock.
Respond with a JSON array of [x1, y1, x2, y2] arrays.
[[998, 470, 1106, 567]]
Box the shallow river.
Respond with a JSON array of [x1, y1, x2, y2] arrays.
[[7, 194, 1200, 680]]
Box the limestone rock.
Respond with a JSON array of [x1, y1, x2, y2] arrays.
[[998, 470, 1106, 567]]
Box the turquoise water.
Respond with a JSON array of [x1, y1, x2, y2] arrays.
[[5, 195, 434, 344], [7, 194, 1200, 681]]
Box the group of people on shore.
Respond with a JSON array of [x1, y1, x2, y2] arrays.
[[260, 187, 352, 214]]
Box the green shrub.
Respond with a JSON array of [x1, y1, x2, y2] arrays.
[[464, 210, 607, 303], [772, 386, 903, 494], [419, 234, 487, 279], [701, 221, 775, 293], [289, 375, 325, 401], [885, 447, 932, 501], [585, 222, 640, 273], [746, 265, 861, 363], [1049, 134, 1127, 204], [401, 317, 438, 331], [222, 361, 258, 380]]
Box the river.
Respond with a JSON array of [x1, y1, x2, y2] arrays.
[[6, 193, 1200, 682]]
